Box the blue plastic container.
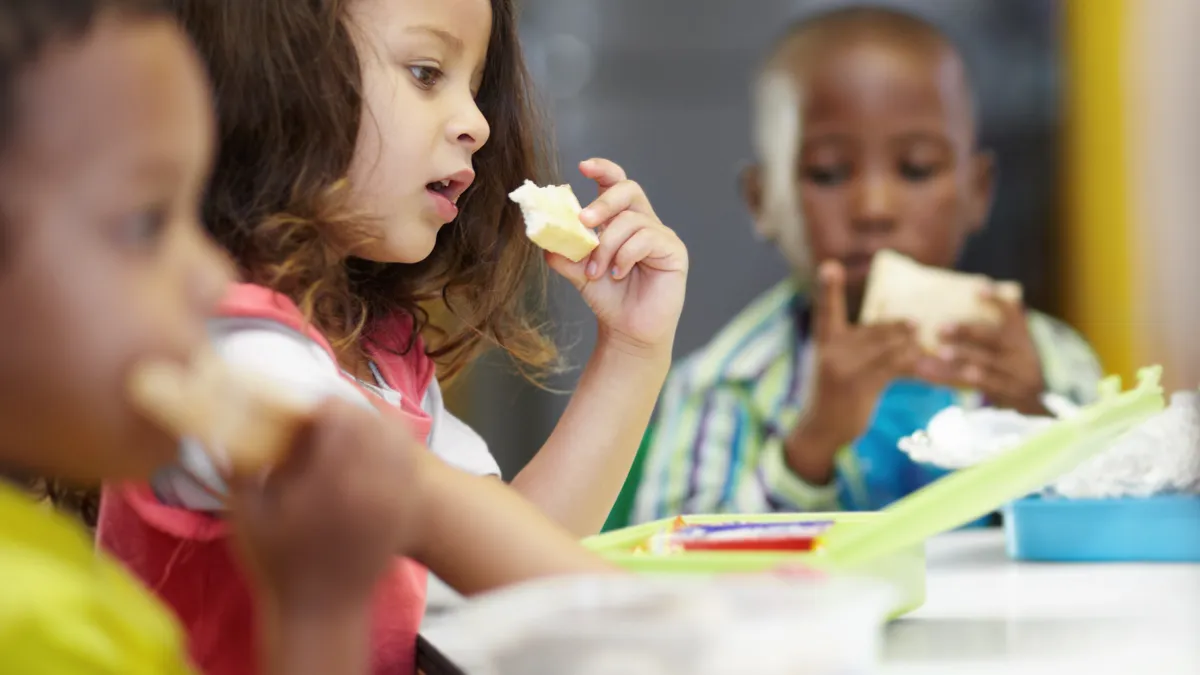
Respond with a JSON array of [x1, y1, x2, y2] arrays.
[[1004, 494, 1200, 563]]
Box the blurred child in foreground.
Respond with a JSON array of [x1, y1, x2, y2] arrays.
[[0, 2, 612, 673], [633, 6, 1103, 522], [0, 1, 426, 672]]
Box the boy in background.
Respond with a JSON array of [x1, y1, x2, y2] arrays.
[[632, 6, 1102, 521]]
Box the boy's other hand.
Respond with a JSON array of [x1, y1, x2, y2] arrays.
[[785, 261, 921, 484], [917, 290, 1047, 415], [227, 398, 427, 616]]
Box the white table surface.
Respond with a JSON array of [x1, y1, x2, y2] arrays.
[[425, 529, 1200, 673], [882, 530, 1200, 674]]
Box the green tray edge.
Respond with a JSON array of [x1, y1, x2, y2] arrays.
[[584, 512, 924, 619]]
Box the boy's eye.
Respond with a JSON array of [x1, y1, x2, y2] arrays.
[[408, 65, 443, 89], [802, 165, 851, 186], [116, 206, 168, 249], [898, 161, 939, 182]]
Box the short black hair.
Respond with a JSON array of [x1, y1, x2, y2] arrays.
[[0, 0, 168, 153], [758, 5, 979, 131], [767, 5, 956, 53]]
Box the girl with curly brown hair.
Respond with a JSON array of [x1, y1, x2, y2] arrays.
[[97, 1, 686, 674]]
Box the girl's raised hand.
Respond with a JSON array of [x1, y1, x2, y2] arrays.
[[545, 158, 688, 358]]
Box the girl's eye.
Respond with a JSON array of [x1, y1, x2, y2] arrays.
[[117, 206, 168, 249], [408, 65, 443, 89], [803, 164, 851, 186]]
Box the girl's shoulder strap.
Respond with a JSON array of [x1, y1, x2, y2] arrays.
[[216, 283, 337, 357], [218, 283, 435, 404], [364, 312, 436, 403]]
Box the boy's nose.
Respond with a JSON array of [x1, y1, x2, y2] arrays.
[[186, 232, 234, 315], [851, 174, 897, 234]]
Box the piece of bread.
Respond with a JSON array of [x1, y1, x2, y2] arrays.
[[859, 249, 1022, 351], [508, 179, 599, 262], [127, 352, 312, 475]]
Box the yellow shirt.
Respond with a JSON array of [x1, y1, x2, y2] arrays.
[[0, 481, 195, 674]]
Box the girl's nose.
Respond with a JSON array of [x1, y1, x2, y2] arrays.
[[448, 100, 491, 154]]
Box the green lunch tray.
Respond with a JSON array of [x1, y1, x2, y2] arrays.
[[585, 511, 928, 618], [585, 366, 1167, 619]]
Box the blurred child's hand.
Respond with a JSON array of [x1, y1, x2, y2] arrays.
[[918, 291, 1047, 415], [227, 398, 427, 615], [786, 261, 921, 484], [545, 158, 688, 359]]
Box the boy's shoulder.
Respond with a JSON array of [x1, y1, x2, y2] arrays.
[[1024, 309, 1098, 359], [1025, 309, 1086, 337], [1025, 309, 1104, 403], [0, 485, 193, 674], [668, 279, 801, 395]]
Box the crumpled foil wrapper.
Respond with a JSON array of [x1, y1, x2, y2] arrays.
[[897, 392, 1200, 498]]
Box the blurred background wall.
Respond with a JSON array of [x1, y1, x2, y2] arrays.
[[450, 0, 1190, 476], [1126, 0, 1200, 392]]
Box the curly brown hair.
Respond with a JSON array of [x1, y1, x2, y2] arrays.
[[169, 0, 557, 379]]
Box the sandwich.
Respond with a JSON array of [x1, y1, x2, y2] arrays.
[[127, 352, 312, 476], [508, 179, 599, 262], [860, 249, 1023, 352]]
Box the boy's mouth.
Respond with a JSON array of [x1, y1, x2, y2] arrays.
[[841, 252, 876, 281]]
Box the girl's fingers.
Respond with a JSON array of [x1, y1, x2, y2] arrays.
[[609, 226, 685, 280], [584, 211, 644, 280], [571, 158, 684, 281], [580, 179, 656, 227], [544, 249, 588, 290], [585, 212, 685, 280], [579, 157, 628, 192]]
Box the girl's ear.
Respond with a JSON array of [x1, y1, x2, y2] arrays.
[[740, 162, 776, 240], [965, 149, 996, 235]]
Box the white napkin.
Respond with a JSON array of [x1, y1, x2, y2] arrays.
[[897, 392, 1200, 498]]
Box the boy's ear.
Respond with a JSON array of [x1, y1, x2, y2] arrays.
[[966, 149, 996, 235], [739, 162, 771, 237]]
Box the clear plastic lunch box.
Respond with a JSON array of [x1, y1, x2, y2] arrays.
[[421, 574, 896, 675]]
